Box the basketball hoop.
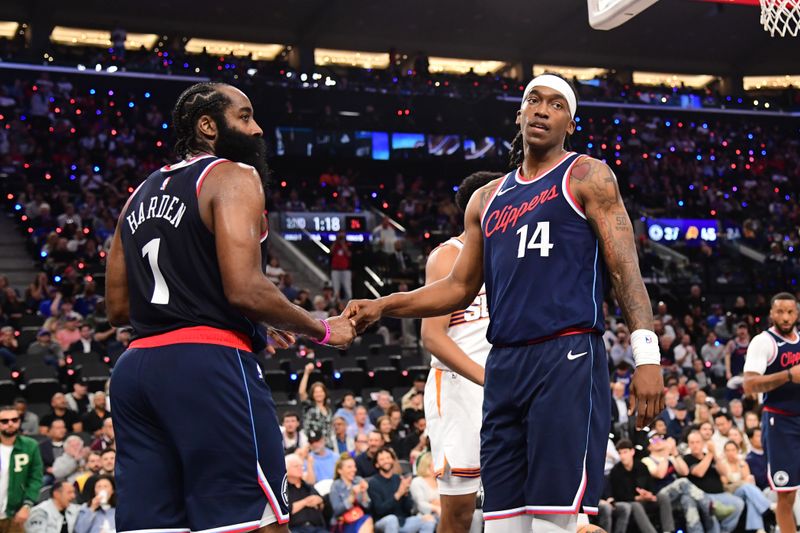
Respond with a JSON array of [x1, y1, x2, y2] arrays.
[[760, 0, 800, 37]]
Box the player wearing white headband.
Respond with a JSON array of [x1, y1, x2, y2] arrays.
[[343, 72, 664, 532]]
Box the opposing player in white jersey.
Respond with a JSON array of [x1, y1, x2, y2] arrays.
[[421, 171, 501, 533], [744, 292, 800, 533]]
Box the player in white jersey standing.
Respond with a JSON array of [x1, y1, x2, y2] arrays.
[[421, 172, 501, 533]]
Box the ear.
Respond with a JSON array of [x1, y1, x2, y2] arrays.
[[566, 118, 576, 136], [515, 109, 522, 126], [196, 114, 218, 140]]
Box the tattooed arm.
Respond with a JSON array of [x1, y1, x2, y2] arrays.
[[571, 156, 665, 427], [570, 157, 653, 331], [345, 178, 499, 331]]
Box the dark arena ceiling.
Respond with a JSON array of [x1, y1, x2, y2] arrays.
[[0, 0, 796, 75]]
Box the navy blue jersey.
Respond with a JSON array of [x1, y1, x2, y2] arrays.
[[481, 152, 606, 346], [762, 329, 800, 414], [120, 154, 268, 348]]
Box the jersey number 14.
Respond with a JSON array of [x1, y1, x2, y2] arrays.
[[515, 221, 553, 258]]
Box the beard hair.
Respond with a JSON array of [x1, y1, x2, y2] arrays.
[[214, 118, 271, 188], [0, 428, 18, 438]]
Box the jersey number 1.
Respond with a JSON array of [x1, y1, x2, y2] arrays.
[[516, 221, 553, 258], [142, 238, 170, 304]]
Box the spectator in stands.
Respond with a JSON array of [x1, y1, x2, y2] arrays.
[[398, 413, 426, 463], [610, 325, 634, 368], [265, 257, 286, 286], [74, 452, 102, 497], [356, 431, 383, 479], [659, 390, 679, 423], [24, 274, 51, 312], [744, 411, 760, 432], [0, 326, 18, 368], [388, 407, 407, 442], [728, 399, 745, 431], [2, 290, 25, 325], [667, 401, 691, 442], [674, 333, 699, 373], [80, 448, 115, 504], [368, 391, 392, 426], [330, 231, 353, 302], [284, 453, 328, 533], [299, 366, 333, 446], [400, 377, 425, 412], [24, 481, 79, 533], [332, 416, 355, 455], [610, 382, 630, 440], [720, 440, 772, 532], [641, 434, 719, 533], [334, 392, 357, 428], [0, 404, 42, 530], [280, 411, 307, 454], [39, 419, 67, 480], [105, 328, 130, 364], [89, 418, 113, 452], [712, 412, 747, 459], [27, 329, 64, 367], [409, 452, 441, 521], [401, 393, 423, 429], [81, 392, 109, 438], [388, 241, 414, 280], [52, 435, 87, 483], [308, 431, 336, 483], [310, 296, 329, 321], [724, 323, 750, 381], [683, 431, 744, 533], [367, 447, 435, 533], [347, 406, 375, 440], [39, 394, 82, 435], [745, 427, 768, 490], [372, 218, 398, 256], [68, 324, 103, 358], [280, 273, 299, 302], [74, 475, 115, 533], [690, 358, 711, 390], [353, 434, 369, 457], [14, 398, 38, 436], [55, 317, 81, 352], [65, 380, 91, 414], [607, 439, 657, 533], [330, 454, 373, 533], [701, 331, 726, 381], [726, 426, 749, 455]]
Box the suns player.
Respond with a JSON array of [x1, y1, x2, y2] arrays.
[[744, 292, 800, 533], [421, 171, 501, 533], [106, 82, 356, 533], [345, 73, 664, 532]]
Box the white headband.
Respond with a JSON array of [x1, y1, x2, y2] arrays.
[[521, 74, 577, 119]]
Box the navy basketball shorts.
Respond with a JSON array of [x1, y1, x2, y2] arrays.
[[762, 409, 800, 492], [111, 327, 290, 533], [480, 332, 610, 521]]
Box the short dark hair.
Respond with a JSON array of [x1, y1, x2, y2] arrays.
[[374, 446, 397, 466], [172, 82, 231, 159], [282, 411, 300, 422], [454, 172, 504, 213], [745, 426, 761, 439], [0, 405, 16, 413], [714, 412, 732, 422], [771, 292, 797, 307], [13, 397, 26, 405], [615, 439, 634, 450], [51, 480, 71, 497], [100, 448, 116, 458]]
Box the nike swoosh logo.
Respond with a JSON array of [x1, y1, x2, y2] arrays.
[[777, 341, 787, 347], [496, 185, 517, 196], [567, 350, 588, 360]]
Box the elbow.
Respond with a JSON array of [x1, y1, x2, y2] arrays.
[[225, 284, 260, 316]]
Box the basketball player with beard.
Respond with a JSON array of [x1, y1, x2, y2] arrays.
[[346, 73, 664, 532], [106, 83, 356, 533], [744, 292, 800, 533]]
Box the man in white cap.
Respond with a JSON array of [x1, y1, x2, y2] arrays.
[[345, 72, 663, 532]]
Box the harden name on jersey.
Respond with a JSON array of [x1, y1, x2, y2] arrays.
[[126, 193, 188, 234]]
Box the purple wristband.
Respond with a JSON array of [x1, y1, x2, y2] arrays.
[[312, 319, 331, 345]]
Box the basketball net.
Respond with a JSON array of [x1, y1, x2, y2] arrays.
[[760, 0, 800, 37]]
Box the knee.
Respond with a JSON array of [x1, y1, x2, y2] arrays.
[[456, 507, 475, 529]]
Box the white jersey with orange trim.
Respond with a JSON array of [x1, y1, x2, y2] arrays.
[[424, 237, 489, 495], [430, 237, 492, 372]]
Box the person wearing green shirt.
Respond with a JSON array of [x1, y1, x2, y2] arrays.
[[0, 405, 44, 533]]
